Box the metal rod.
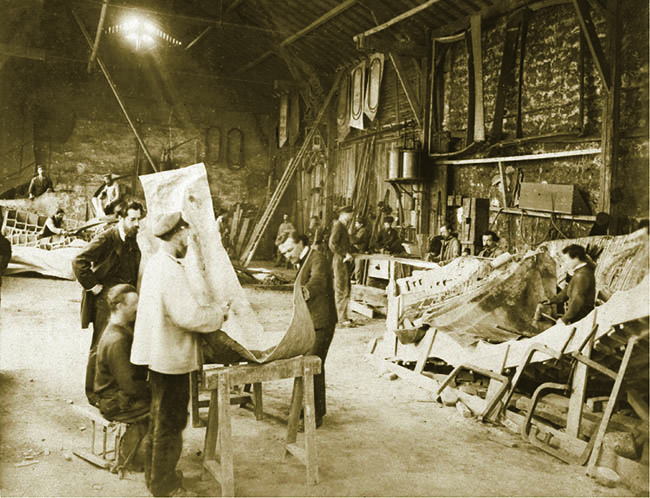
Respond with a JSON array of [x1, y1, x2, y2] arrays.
[[185, 26, 212, 51], [87, 0, 109, 73], [72, 9, 158, 172]]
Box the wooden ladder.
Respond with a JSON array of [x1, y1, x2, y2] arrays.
[[239, 72, 342, 267]]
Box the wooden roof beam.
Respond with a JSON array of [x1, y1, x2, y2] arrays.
[[355, 34, 428, 58], [354, 0, 446, 41], [235, 0, 361, 75], [87, 0, 108, 73], [225, 0, 247, 14], [572, 0, 611, 91]]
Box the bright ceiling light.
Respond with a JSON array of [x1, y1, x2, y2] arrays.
[[108, 13, 182, 51]]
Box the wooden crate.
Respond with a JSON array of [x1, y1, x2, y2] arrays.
[[519, 183, 590, 215]]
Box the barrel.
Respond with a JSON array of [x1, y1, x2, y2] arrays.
[[402, 150, 420, 178], [388, 149, 402, 179]]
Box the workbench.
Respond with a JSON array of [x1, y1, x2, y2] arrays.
[[201, 355, 322, 496]]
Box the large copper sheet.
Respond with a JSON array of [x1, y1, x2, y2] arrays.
[[139, 163, 314, 363]]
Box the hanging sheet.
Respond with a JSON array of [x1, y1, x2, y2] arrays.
[[336, 72, 351, 140], [349, 61, 366, 130], [278, 93, 289, 148], [364, 53, 384, 121], [139, 163, 315, 363]]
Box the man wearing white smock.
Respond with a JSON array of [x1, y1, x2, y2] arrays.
[[131, 211, 229, 497]]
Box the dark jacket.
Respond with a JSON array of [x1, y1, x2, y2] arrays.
[[28, 175, 53, 197], [439, 235, 461, 261], [351, 226, 371, 253], [549, 264, 596, 324], [0, 233, 11, 283], [376, 227, 403, 254], [329, 220, 351, 257], [95, 323, 150, 419], [72, 226, 141, 328], [298, 249, 338, 329]]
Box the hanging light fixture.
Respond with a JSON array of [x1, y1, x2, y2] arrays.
[[108, 13, 182, 51]]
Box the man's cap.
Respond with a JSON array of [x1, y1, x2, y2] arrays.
[[384, 215, 394, 223], [153, 211, 184, 238], [338, 205, 353, 215]]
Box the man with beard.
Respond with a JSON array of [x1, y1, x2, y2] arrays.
[[131, 212, 230, 497], [73, 201, 144, 405], [280, 232, 337, 428]]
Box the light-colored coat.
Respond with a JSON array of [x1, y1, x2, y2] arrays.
[[131, 250, 225, 375]]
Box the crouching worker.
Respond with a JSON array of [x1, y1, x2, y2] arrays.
[[94, 284, 150, 473]]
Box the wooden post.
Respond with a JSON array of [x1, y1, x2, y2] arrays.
[[87, 0, 109, 73], [72, 10, 158, 172], [597, 0, 621, 232], [470, 14, 485, 142]]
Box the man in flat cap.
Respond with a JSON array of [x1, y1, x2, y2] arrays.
[[73, 200, 144, 405], [328, 206, 354, 326], [374, 215, 403, 254], [131, 211, 230, 497]]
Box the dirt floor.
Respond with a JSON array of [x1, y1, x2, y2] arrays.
[[0, 272, 636, 497]]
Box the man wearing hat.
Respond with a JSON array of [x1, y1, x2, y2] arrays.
[[328, 206, 354, 326], [131, 211, 230, 497], [92, 173, 123, 217], [375, 215, 403, 254], [73, 200, 144, 405]]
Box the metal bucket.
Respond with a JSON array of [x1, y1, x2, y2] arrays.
[[402, 150, 420, 178], [388, 149, 402, 179]]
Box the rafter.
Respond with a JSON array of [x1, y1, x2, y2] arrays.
[[235, 0, 361, 74], [87, 0, 108, 73], [572, 0, 611, 91]]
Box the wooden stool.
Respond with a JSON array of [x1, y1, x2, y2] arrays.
[[71, 404, 126, 471], [201, 355, 321, 496]]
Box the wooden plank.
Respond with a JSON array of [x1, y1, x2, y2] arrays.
[[236, 0, 361, 74], [437, 148, 601, 165], [355, 35, 428, 58], [202, 390, 220, 479], [349, 300, 375, 318], [470, 14, 485, 142], [285, 443, 306, 464], [203, 357, 321, 390], [566, 338, 592, 437], [389, 52, 422, 129], [572, 0, 611, 91], [497, 161, 508, 207], [351, 284, 387, 308], [366, 354, 440, 393], [489, 206, 596, 222], [0, 43, 46, 61]]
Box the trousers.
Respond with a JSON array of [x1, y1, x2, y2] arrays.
[[142, 371, 189, 497], [85, 292, 110, 405], [310, 323, 336, 419], [332, 254, 350, 322]]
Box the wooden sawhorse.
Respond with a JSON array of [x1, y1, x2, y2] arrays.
[[201, 355, 322, 496]]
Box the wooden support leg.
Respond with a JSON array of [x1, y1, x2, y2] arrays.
[[567, 340, 592, 437], [217, 374, 235, 497], [286, 378, 304, 446], [587, 336, 639, 474], [253, 383, 263, 421], [303, 364, 319, 485], [202, 389, 219, 481], [414, 329, 436, 374]]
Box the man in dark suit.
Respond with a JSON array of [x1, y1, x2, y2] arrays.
[[328, 206, 354, 326], [541, 244, 596, 325], [73, 201, 145, 405], [280, 232, 338, 428]]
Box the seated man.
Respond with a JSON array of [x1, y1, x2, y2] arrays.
[[92, 174, 123, 217], [436, 225, 461, 263], [38, 208, 67, 244], [541, 244, 596, 325], [477, 231, 505, 258], [374, 216, 403, 254], [95, 284, 150, 472]]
